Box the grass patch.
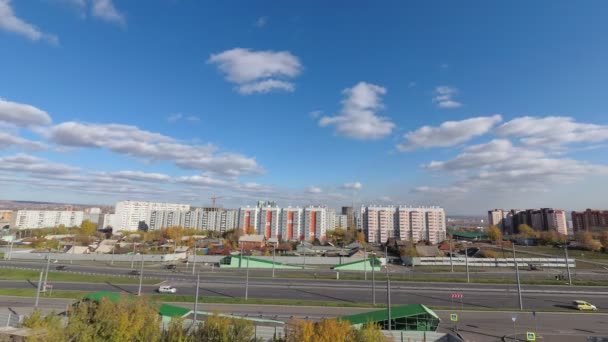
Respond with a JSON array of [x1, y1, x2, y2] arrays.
[[0, 268, 159, 284], [0, 288, 89, 299]]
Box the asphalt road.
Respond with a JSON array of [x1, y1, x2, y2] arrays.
[[2, 296, 607, 342]]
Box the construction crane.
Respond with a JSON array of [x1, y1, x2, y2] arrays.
[[210, 194, 223, 208]]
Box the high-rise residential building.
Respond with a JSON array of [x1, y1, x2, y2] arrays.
[[335, 214, 348, 229], [1, 210, 14, 230], [101, 213, 115, 229], [114, 201, 190, 232], [280, 207, 303, 241], [341, 206, 355, 228], [14, 210, 84, 230], [496, 208, 568, 234], [238, 207, 260, 233], [303, 206, 328, 241], [149, 210, 184, 230], [259, 206, 281, 238], [326, 208, 336, 233], [572, 209, 608, 233], [361, 206, 447, 244]]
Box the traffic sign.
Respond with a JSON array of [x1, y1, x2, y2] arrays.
[[450, 313, 458, 322], [526, 332, 536, 341], [450, 293, 463, 299], [511, 314, 518, 322]]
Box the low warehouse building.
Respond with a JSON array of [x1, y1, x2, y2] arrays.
[[340, 304, 440, 331]]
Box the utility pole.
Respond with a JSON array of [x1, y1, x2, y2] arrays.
[[372, 253, 376, 306], [272, 244, 276, 278], [192, 247, 197, 275], [138, 254, 144, 296], [364, 246, 367, 281], [449, 238, 454, 272], [465, 247, 470, 283], [131, 241, 136, 269], [245, 255, 250, 301], [34, 271, 43, 308], [512, 243, 523, 310], [193, 274, 200, 328], [564, 245, 572, 285], [110, 243, 115, 266], [7, 239, 13, 260], [43, 254, 51, 291], [385, 245, 392, 331]]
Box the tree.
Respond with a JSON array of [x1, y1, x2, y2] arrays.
[[517, 224, 538, 238], [487, 225, 502, 242], [576, 231, 602, 252], [599, 231, 608, 250], [326, 228, 347, 245], [22, 310, 64, 342], [286, 318, 385, 342], [246, 227, 256, 235], [539, 231, 567, 246], [399, 245, 418, 257], [79, 220, 98, 237]]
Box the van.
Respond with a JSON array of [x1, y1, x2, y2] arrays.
[[572, 300, 597, 311]]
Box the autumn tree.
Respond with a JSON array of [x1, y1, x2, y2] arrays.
[[191, 314, 254, 342], [246, 227, 256, 235], [79, 220, 98, 237], [165, 226, 184, 246], [576, 232, 602, 252], [22, 310, 64, 342], [487, 225, 502, 242], [286, 318, 385, 342], [539, 230, 567, 246], [517, 224, 538, 238], [599, 231, 608, 251]]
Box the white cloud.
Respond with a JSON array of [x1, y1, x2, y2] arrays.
[[186, 115, 200, 122], [47, 121, 262, 176], [0, 98, 52, 127], [319, 82, 395, 140], [306, 186, 323, 194], [0, 132, 46, 151], [497, 116, 608, 148], [433, 86, 462, 108], [167, 113, 183, 123], [309, 110, 322, 119], [255, 16, 268, 28], [176, 174, 229, 187], [0, 153, 79, 175], [343, 182, 362, 190], [413, 186, 468, 194], [107, 171, 172, 182], [0, 0, 58, 44], [207, 48, 302, 95], [91, 0, 125, 26], [398, 115, 502, 151], [237, 79, 295, 94]]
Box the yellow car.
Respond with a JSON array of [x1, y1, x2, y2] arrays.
[[573, 300, 597, 311]]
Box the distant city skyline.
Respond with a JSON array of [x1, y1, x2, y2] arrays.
[[2, 2, 608, 214]]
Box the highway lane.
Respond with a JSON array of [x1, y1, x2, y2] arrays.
[[2, 278, 607, 311]]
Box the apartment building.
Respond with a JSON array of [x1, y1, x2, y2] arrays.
[[14, 210, 84, 230], [259, 206, 281, 238], [238, 207, 260, 233], [361, 206, 447, 244], [341, 206, 355, 228], [572, 209, 608, 233], [487, 209, 514, 233], [335, 214, 348, 229], [280, 207, 303, 241], [114, 201, 190, 232], [492, 208, 569, 235], [303, 206, 328, 241]]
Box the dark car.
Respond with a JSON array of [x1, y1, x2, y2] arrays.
[[128, 270, 140, 276], [165, 264, 177, 270], [55, 265, 67, 270]]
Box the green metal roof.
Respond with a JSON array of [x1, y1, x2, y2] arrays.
[[158, 304, 191, 317], [232, 255, 296, 266], [448, 230, 488, 239], [340, 304, 439, 326], [83, 291, 124, 303]]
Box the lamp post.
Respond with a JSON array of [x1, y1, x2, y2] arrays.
[[465, 247, 470, 283], [43, 253, 51, 291], [564, 245, 572, 285], [193, 274, 200, 328], [272, 244, 276, 278], [192, 246, 197, 275], [512, 243, 523, 310], [34, 271, 43, 308], [245, 254, 250, 301], [372, 252, 376, 306], [385, 245, 392, 331], [137, 254, 144, 296], [449, 238, 454, 272], [364, 246, 367, 281]]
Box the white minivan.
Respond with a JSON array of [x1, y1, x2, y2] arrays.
[[158, 286, 177, 294]]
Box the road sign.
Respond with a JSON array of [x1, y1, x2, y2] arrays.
[[511, 314, 518, 322], [450, 313, 458, 322], [526, 332, 536, 341], [450, 293, 463, 299]]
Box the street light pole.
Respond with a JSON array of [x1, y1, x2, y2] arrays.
[[449, 238, 454, 272], [192, 247, 197, 275], [43, 254, 51, 290], [465, 247, 470, 283], [564, 245, 572, 285], [131, 241, 136, 269], [137, 254, 144, 296], [34, 271, 43, 308], [512, 243, 523, 310], [245, 255, 250, 301], [272, 245, 276, 278], [385, 245, 392, 331], [193, 274, 200, 328], [364, 246, 367, 281], [372, 253, 376, 306]]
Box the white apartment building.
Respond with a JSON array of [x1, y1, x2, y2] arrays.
[[114, 201, 190, 232], [101, 213, 116, 229], [238, 207, 260, 233], [14, 210, 84, 230], [280, 207, 303, 241], [487, 209, 514, 233], [303, 206, 328, 241], [259, 206, 281, 238], [335, 214, 348, 229], [326, 208, 336, 233], [549, 210, 568, 235], [361, 205, 447, 244]]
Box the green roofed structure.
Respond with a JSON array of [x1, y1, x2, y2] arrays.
[[219, 254, 302, 269], [448, 230, 488, 241], [331, 258, 381, 271], [340, 304, 440, 331]]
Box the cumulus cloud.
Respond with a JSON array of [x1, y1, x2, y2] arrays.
[[433, 86, 462, 108], [46, 121, 262, 176], [0, 132, 46, 151], [0, 0, 58, 44], [107, 171, 172, 182], [91, 0, 125, 26], [208, 48, 302, 94], [319, 82, 395, 140], [497, 116, 608, 148], [343, 182, 362, 190], [167, 113, 183, 123], [255, 16, 268, 28], [306, 186, 323, 194], [0, 98, 52, 127], [0, 153, 79, 175], [398, 115, 502, 151], [413, 186, 468, 194]]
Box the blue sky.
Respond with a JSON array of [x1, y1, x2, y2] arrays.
[[1, 0, 608, 214]]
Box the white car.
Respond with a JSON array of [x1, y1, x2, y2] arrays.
[[158, 286, 177, 294]]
